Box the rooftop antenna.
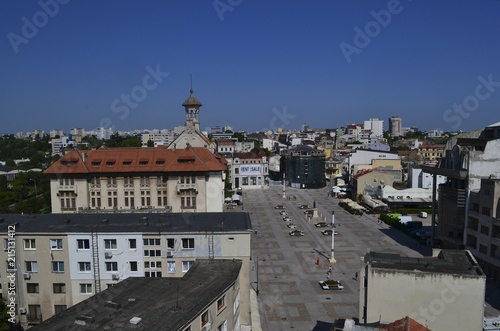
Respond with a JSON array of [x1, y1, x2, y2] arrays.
[[190, 74, 193, 95]]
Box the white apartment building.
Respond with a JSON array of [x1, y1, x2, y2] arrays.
[[0, 212, 252, 327], [364, 118, 384, 137]]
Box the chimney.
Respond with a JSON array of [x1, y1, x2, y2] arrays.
[[82, 152, 87, 163]]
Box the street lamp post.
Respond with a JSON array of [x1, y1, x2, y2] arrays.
[[330, 211, 336, 263], [256, 256, 259, 295]]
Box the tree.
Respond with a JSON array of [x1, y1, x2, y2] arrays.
[[147, 140, 155, 148]]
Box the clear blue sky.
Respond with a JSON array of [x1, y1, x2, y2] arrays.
[[1, 0, 499, 134]]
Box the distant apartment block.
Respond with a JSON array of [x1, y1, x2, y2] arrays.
[[364, 118, 384, 137], [49, 129, 64, 138]]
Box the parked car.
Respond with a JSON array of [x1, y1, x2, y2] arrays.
[[405, 221, 423, 232], [418, 211, 428, 218], [319, 279, 344, 290], [314, 222, 329, 228], [299, 204, 312, 209], [289, 230, 304, 236], [283, 216, 292, 222], [279, 211, 288, 216], [322, 229, 338, 236], [287, 223, 297, 229], [275, 205, 285, 209], [304, 209, 314, 215]]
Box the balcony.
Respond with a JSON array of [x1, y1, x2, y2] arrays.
[[177, 183, 197, 193], [106, 184, 117, 189], [58, 185, 77, 193]]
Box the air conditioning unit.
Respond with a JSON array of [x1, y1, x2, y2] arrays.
[[202, 323, 212, 331], [112, 274, 120, 280], [23, 272, 31, 280], [104, 252, 113, 259], [19, 308, 27, 314], [166, 251, 174, 258]]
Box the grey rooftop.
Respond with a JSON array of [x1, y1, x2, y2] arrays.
[[30, 259, 242, 330], [364, 250, 484, 277], [0, 212, 252, 234]]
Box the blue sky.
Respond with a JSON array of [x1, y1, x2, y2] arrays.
[[1, 0, 499, 134]]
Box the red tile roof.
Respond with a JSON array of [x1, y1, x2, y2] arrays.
[[377, 316, 431, 331], [44, 147, 226, 175]]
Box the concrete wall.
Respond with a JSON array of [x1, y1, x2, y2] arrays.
[[360, 267, 485, 331]]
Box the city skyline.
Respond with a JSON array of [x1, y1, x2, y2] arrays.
[[1, 1, 499, 134]]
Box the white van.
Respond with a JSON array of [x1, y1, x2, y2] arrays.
[[418, 211, 428, 218]]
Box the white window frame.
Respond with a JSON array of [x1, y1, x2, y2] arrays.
[[181, 238, 194, 250], [77, 239, 90, 250], [26, 261, 38, 273], [182, 260, 194, 273], [105, 262, 118, 272], [50, 239, 63, 250], [104, 239, 117, 250], [167, 261, 176, 273], [24, 239, 36, 250], [52, 261, 65, 273], [80, 283, 92, 294], [78, 262, 91, 273]]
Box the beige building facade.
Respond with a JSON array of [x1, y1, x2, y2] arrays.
[[360, 250, 486, 331], [44, 146, 226, 214]]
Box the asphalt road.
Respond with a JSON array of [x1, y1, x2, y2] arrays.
[[239, 185, 434, 331]]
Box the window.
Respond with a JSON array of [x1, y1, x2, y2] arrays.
[[144, 249, 161, 257], [145, 261, 161, 268], [167, 238, 175, 249], [27, 283, 39, 293], [28, 305, 41, 321], [130, 261, 138, 272], [201, 311, 209, 327], [481, 225, 490, 235], [52, 261, 65, 273], [143, 238, 161, 246], [217, 295, 226, 313], [54, 305, 67, 314], [233, 290, 240, 314], [167, 261, 176, 273], [182, 261, 194, 272], [145, 271, 162, 277], [78, 262, 91, 272], [53, 283, 66, 293], [26, 261, 38, 273], [105, 262, 118, 272], [104, 239, 117, 250], [24, 239, 36, 250], [482, 207, 491, 216], [50, 239, 63, 250], [80, 283, 92, 294], [217, 320, 228, 331], [182, 238, 194, 249], [129, 239, 137, 249], [77, 239, 90, 250]]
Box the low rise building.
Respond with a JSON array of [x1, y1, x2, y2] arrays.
[[360, 250, 486, 331], [44, 146, 226, 213]]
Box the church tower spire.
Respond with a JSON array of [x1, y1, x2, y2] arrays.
[[182, 85, 202, 132]]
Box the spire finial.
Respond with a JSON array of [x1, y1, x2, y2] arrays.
[[190, 74, 193, 95]]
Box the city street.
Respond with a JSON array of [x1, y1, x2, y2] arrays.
[[239, 185, 500, 330]]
